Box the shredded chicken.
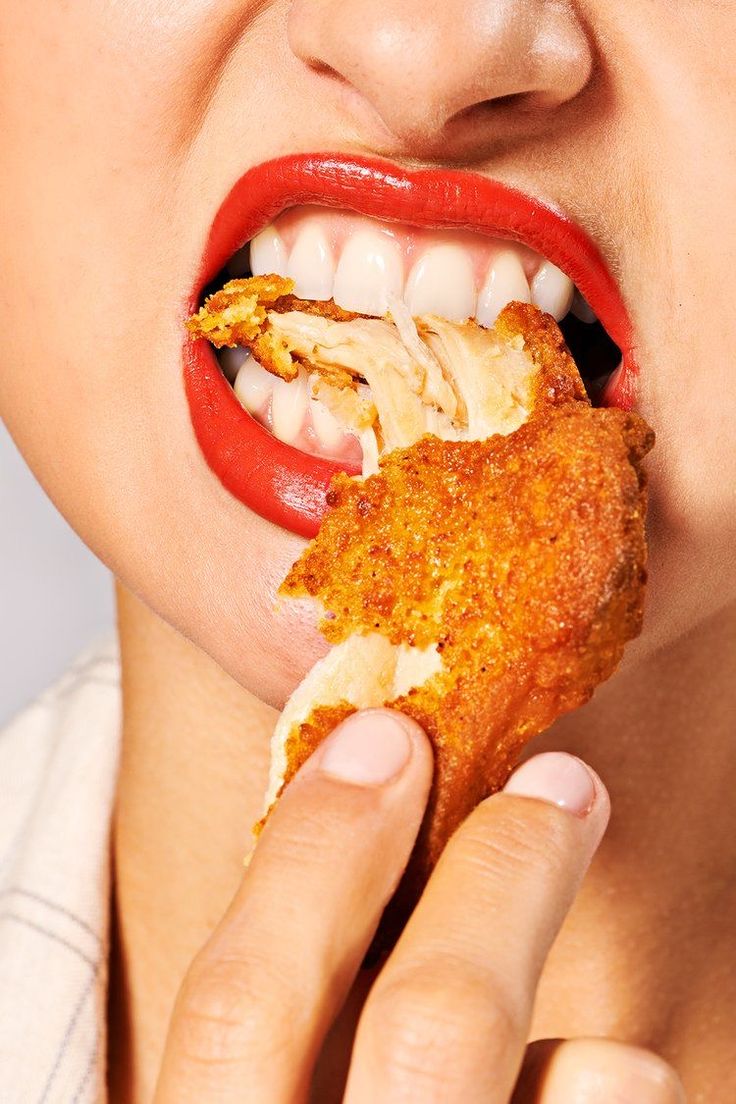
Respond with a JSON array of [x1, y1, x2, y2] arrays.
[[186, 274, 554, 472]]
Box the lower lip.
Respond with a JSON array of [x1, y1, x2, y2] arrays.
[[185, 153, 636, 539]]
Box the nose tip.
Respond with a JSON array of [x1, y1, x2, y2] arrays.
[[288, 0, 593, 158]]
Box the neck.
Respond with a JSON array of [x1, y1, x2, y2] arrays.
[[108, 585, 736, 1101], [108, 585, 277, 1101]]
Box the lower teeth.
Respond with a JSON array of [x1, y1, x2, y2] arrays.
[[228, 350, 363, 463]]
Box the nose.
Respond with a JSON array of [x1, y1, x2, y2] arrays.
[[288, 0, 593, 159]]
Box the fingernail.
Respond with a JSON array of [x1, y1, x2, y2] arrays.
[[504, 752, 597, 816], [318, 710, 413, 786]]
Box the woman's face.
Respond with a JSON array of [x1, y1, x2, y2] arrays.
[[1, 1, 734, 706]]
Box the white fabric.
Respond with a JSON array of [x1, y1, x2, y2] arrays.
[[0, 640, 121, 1103]]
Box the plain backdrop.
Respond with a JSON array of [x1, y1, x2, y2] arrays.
[[0, 422, 115, 726]]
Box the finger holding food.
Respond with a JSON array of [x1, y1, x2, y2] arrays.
[[154, 708, 433, 1103]]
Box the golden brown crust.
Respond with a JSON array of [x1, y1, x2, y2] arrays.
[[186, 275, 364, 381], [195, 279, 655, 947], [186, 274, 292, 343], [494, 301, 589, 407], [279, 401, 653, 947]]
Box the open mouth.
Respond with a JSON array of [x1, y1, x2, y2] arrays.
[[184, 154, 636, 537], [208, 208, 620, 457]]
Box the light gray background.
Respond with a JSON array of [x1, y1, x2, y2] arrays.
[[0, 422, 115, 725]]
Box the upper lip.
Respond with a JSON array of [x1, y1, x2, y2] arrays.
[[184, 152, 636, 537], [190, 151, 635, 383]]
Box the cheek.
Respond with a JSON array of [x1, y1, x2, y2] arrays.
[[634, 308, 736, 653], [638, 458, 736, 660], [0, 0, 332, 707], [3, 323, 329, 708], [655, 195, 736, 639], [596, 11, 736, 651]]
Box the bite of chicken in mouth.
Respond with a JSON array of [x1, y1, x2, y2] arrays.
[[193, 207, 622, 466], [187, 273, 578, 477]]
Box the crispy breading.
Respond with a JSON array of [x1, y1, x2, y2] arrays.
[[281, 407, 651, 845], [267, 307, 653, 949], [187, 276, 653, 948], [186, 274, 362, 381]]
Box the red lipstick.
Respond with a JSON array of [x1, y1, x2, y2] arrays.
[[184, 152, 636, 538]]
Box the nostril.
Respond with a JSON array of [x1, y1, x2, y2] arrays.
[[448, 92, 536, 130], [304, 57, 344, 83], [288, 0, 594, 157], [480, 93, 529, 112]]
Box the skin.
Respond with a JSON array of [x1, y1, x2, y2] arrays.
[[1, 0, 734, 1098]]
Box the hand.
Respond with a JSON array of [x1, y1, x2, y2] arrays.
[[154, 709, 684, 1103]]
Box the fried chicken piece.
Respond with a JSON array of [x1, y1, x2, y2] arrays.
[[260, 306, 652, 949], [187, 276, 653, 948], [278, 408, 651, 860]]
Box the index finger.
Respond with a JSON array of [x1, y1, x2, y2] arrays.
[[154, 708, 433, 1104], [345, 752, 610, 1104]]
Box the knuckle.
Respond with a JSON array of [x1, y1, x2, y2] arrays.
[[265, 789, 378, 868], [173, 951, 301, 1068], [457, 798, 576, 886], [362, 958, 522, 1087]]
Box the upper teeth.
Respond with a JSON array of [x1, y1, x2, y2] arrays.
[[530, 260, 575, 320], [476, 249, 530, 327], [286, 222, 334, 300], [234, 210, 600, 457], [249, 225, 288, 281], [247, 209, 595, 327], [404, 243, 476, 321], [333, 229, 404, 316]]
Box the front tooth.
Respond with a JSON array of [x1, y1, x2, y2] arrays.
[[476, 250, 531, 327], [404, 244, 476, 321], [310, 396, 345, 451], [233, 356, 273, 414], [286, 223, 334, 300], [271, 369, 308, 444], [249, 225, 288, 277], [333, 229, 403, 316], [531, 261, 574, 320]]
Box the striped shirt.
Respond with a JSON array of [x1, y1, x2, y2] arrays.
[[0, 640, 120, 1103]]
